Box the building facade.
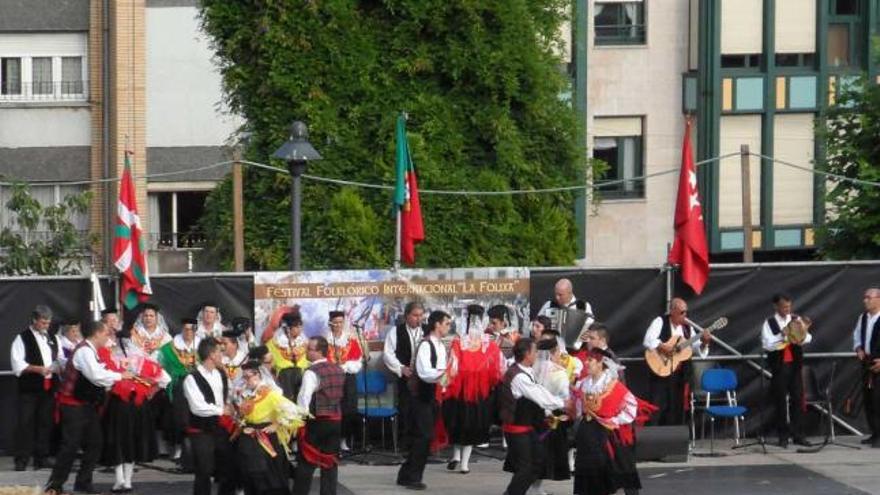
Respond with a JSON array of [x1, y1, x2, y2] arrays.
[[576, 0, 874, 266], [0, 0, 239, 273]]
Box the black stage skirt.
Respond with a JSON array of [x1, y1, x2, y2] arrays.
[[161, 381, 190, 445], [237, 426, 291, 495], [538, 423, 571, 481], [442, 397, 493, 445], [342, 374, 358, 418], [102, 394, 159, 465], [276, 367, 303, 402], [573, 419, 640, 495]]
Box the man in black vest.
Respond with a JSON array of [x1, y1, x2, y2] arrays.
[[643, 298, 711, 426], [10, 305, 61, 471], [183, 337, 237, 495], [382, 301, 425, 450], [854, 286, 880, 447], [45, 320, 129, 495], [397, 310, 451, 491], [295, 336, 346, 495], [761, 293, 813, 448], [499, 338, 567, 495]]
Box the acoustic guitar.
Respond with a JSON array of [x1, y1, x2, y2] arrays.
[[645, 317, 728, 377]]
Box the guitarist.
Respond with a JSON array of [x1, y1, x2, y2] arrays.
[[853, 286, 880, 447], [643, 298, 711, 425], [761, 293, 812, 448]]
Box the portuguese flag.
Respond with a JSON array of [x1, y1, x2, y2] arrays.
[[113, 151, 152, 309], [394, 114, 424, 265]]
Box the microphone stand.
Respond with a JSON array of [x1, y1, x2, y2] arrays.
[[797, 360, 860, 453]]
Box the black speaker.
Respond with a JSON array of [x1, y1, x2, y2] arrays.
[[635, 425, 690, 462]]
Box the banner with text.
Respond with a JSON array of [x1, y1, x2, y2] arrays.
[[254, 267, 530, 343]]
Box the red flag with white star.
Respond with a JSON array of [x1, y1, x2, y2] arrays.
[[668, 120, 710, 294]]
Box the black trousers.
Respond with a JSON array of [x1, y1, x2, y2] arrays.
[[396, 377, 414, 448], [46, 404, 102, 492], [864, 370, 880, 437], [294, 419, 341, 495], [341, 374, 358, 443], [503, 431, 539, 495], [15, 389, 55, 463], [770, 361, 805, 439], [190, 429, 237, 495], [396, 398, 435, 485], [649, 369, 688, 426]]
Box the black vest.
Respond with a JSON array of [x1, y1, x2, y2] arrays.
[[766, 315, 804, 365], [498, 365, 546, 429], [860, 312, 880, 357], [188, 368, 229, 431], [17, 328, 59, 393], [549, 299, 587, 311], [658, 315, 691, 342], [394, 324, 416, 370], [414, 339, 438, 402]]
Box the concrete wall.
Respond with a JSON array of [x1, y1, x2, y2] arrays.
[[145, 6, 240, 148], [584, 0, 689, 266], [0, 107, 91, 147]]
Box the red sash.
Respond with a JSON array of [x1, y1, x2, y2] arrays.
[[298, 417, 341, 469], [501, 424, 533, 435]]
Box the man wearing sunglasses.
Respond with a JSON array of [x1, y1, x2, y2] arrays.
[[643, 298, 711, 425]]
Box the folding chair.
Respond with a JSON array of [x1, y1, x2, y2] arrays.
[[356, 370, 398, 452], [702, 368, 748, 455]]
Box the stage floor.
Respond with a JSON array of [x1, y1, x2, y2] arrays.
[[0, 437, 876, 494]]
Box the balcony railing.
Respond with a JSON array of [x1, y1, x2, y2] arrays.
[[0, 80, 88, 102], [148, 232, 207, 250]]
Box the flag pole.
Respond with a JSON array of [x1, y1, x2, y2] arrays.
[[394, 207, 402, 271]]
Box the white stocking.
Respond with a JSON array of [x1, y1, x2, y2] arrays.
[[113, 464, 125, 490], [460, 445, 473, 471], [451, 444, 462, 462], [568, 447, 576, 472], [123, 462, 134, 488]]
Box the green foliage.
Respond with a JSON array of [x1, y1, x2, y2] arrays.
[[198, 0, 584, 269], [816, 77, 880, 259], [0, 183, 94, 275]]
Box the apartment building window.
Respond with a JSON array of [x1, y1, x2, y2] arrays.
[[594, 136, 644, 199], [0, 55, 86, 101], [0, 185, 89, 234], [149, 191, 208, 249], [594, 2, 646, 46], [1, 57, 21, 95], [775, 53, 816, 67]]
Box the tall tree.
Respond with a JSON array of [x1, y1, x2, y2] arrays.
[[817, 77, 880, 259], [199, 0, 582, 269]]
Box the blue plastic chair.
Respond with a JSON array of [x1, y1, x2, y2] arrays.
[[702, 368, 748, 455], [356, 370, 398, 452]]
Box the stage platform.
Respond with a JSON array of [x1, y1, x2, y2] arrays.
[[0, 436, 875, 494]]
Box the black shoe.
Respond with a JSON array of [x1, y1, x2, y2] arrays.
[[405, 482, 427, 490], [793, 437, 813, 447], [14, 459, 27, 471], [73, 482, 98, 494], [446, 460, 459, 471], [778, 438, 789, 449], [861, 436, 877, 445], [34, 457, 54, 470], [460, 468, 470, 474]]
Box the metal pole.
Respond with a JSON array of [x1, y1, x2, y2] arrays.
[[290, 161, 303, 271], [393, 208, 402, 271], [232, 149, 245, 271], [740, 144, 753, 263]]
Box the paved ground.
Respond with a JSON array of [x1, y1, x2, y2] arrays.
[[0, 436, 877, 494]]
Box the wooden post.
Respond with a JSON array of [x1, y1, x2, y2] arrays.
[[740, 144, 753, 263], [232, 148, 245, 272]]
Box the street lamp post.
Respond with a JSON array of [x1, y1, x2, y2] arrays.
[[272, 121, 322, 271]]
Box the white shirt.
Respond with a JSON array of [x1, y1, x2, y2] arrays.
[[537, 295, 594, 350], [761, 313, 812, 352], [297, 358, 326, 410], [72, 341, 123, 389], [643, 316, 709, 358], [510, 364, 565, 412], [173, 334, 200, 353], [184, 365, 226, 417], [326, 330, 363, 375], [415, 335, 447, 384], [383, 325, 422, 377], [10, 327, 61, 377], [854, 311, 880, 352]]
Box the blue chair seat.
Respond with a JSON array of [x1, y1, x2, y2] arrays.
[[358, 406, 398, 418], [706, 405, 747, 418]]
